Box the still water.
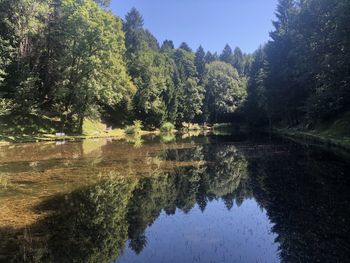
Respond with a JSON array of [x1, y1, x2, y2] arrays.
[[0, 134, 349, 262]]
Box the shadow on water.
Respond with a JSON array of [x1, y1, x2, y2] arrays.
[[0, 134, 349, 262]]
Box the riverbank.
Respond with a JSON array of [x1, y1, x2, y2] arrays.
[[274, 128, 349, 149], [0, 118, 160, 145], [0, 118, 214, 145], [273, 112, 350, 153]]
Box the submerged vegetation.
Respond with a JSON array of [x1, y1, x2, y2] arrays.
[[1, 135, 349, 262]]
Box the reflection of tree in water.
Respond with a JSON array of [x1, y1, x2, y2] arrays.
[[248, 148, 350, 262], [6, 142, 250, 262], [7, 140, 348, 263], [205, 145, 252, 209], [126, 144, 251, 253], [11, 175, 138, 263]]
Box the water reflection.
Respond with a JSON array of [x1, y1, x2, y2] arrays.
[[0, 136, 349, 262]]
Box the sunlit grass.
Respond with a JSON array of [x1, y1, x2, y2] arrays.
[[0, 174, 9, 189]]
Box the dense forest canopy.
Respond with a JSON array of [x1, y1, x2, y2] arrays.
[[0, 0, 349, 133], [246, 0, 350, 129]]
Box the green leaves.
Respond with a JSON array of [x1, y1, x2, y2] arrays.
[[204, 61, 247, 121], [246, 0, 350, 128], [52, 0, 134, 130]]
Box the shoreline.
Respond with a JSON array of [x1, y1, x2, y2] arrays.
[[0, 130, 160, 145], [273, 128, 350, 158]]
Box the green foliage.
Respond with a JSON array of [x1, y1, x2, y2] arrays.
[[195, 46, 206, 80], [82, 119, 107, 135], [182, 123, 201, 131], [0, 98, 12, 116], [246, 0, 350, 129], [160, 122, 175, 133], [204, 61, 247, 122], [160, 133, 176, 143], [220, 44, 234, 64], [125, 120, 143, 135], [55, 0, 134, 132], [1, 0, 347, 135]]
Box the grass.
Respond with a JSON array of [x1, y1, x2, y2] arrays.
[[182, 122, 201, 131], [125, 120, 143, 135], [0, 117, 161, 144], [274, 111, 350, 153], [82, 119, 108, 135], [314, 111, 350, 139]]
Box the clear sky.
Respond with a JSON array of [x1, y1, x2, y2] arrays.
[[110, 0, 278, 54]]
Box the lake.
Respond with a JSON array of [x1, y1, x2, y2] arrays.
[[0, 134, 349, 262]]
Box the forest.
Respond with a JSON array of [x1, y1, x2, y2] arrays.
[[0, 0, 349, 138]]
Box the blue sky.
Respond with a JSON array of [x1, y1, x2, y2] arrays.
[[110, 0, 278, 54]]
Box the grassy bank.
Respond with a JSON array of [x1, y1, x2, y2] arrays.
[[273, 112, 350, 154], [0, 118, 159, 144]]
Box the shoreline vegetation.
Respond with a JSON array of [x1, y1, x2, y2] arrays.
[[1, 118, 349, 160], [0, 1, 349, 153], [273, 111, 350, 155], [0, 119, 215, 145]]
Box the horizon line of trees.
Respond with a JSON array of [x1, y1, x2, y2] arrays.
[[1, 0, 348, 133], [0, 0, 249, 133], [246, 0, 350, 129]]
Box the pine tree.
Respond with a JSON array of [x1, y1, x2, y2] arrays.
[[179, 42, 192, 52], [220, 44, 233, 64], [194, 46, 206, 80]]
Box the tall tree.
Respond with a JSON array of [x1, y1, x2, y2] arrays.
[[232, 47, 244, 75], [204, 61, 247, 122], [204, 51, 217, 64], [220, 44, 233, 64], [172, 48, 204, 125], [53, 0, 134, 132], [179, 42, 192, 52], [160, 40, 174, 53], [194, 45, 206, 80]]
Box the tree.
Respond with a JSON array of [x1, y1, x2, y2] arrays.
[[204, 61, 247, 122], [232, 47, 244, 75], [219, 44, 233, 64], [194, 45, 206, 80], [182, 78, 204, 123], [179, 42, 192, 52], [172, 47, 203, 124], [123, 7, 145, 56], [161, 40, 174, 53], [54, 0, 134, 132], [204, 51, 217, 64], [94, 0, 110, 8], [123, 8, 173, 127], [245, 46, 269, 128]]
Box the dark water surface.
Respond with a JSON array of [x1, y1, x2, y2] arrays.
[[0, 134, 349, 262]]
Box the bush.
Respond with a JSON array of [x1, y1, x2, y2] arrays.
[[182, 122, 201, 131], [125, 120, 143, 135], [160, 122, 175, 133], [0, 99, 13, 116]]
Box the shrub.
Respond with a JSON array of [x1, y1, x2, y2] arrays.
[[160, 122, 175, 133], [0, 99, 13, 116], [125, 120, 143, 135], [182, 122, 201, 131]]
